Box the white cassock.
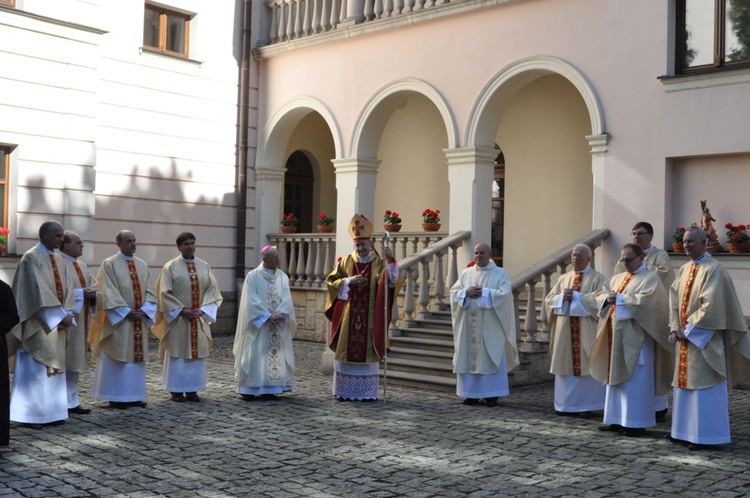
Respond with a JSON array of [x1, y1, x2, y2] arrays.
[[670, 327, 730, 444], [548, 272, 605, 413], [450, 262, 518, 399], [233, 266, 296, 395]]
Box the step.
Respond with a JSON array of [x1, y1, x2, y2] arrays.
[[379, 369, 456, 393], [385, 357, 455, 378], [390, 335, 455, 353], [397, 326, 454, 340], [388, 346, 454, 364], [404, 318, 453, 331]]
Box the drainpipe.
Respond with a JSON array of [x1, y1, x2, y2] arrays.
[[235, 0, 252, 291]]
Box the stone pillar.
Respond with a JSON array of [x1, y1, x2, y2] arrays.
[[444, 147, 497, 267], [255, 164, 286, 251], [331, 157, 380, 253], [586, 133, 609, 230]]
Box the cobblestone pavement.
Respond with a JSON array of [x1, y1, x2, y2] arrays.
[[3, 337, 750, 497]]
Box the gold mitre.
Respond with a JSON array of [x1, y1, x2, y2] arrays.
[[348, 214, 373, 241]]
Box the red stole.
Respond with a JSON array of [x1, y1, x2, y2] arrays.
[[127, 260, 145, 362], [570, 272, 583, 376], [187, 262, 200, 359], [605, 272, 634, 384], [677, 263, 699, 388]]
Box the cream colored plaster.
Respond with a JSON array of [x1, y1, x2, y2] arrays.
[[374, 95, 449, 231], [497, 75, 592, 275]]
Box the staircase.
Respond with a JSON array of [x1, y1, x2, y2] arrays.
[[382, 303, 541, 393], [381, 228, 611, 393]]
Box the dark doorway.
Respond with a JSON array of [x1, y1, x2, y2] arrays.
[[492, 147, 505, 266], [284, 150, 315, 233]]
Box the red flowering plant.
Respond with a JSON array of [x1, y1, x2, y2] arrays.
[[725, 223, 750, 244], [672, 227, 686, 243], [280, 213, 298, 226], [0, 227, 8, 246], [383, 209, 401, 225], [422, 209, 441, 224], [318, 211, 334, 226]]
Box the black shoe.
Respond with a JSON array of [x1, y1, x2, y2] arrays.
[[655, 408, 668, 423], [335, 396, 348, 402], [171, 393, 186, 402], [624, 428, 646, 437], [484, 397, 499, 407], [68, 405, 91, 415], [688, 443, 709, 451], [109, 402, 128, 410], [578, 411, 593, 419], [241, 394, 256, 401], [555, 410, 579, 417], [185, 392, 200, 403], [260, 394, 278, 401], [130, 401, 147, 408], [463, 398, 480, 406], [598, 424, 624, 432], [665, 435, 686, 445]]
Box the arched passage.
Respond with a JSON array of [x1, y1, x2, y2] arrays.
[[465, 56, 608, 274]]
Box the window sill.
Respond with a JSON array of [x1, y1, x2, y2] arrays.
[[658, 66, 750, 93], [139, 47, 202, 66]]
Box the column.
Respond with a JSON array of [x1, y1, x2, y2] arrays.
[[444, 147, 497, 267], [332, 157, 380, 254], [255, 164, 286, 252]]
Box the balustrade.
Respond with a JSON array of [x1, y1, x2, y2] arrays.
[[264, 0, 461, 45]]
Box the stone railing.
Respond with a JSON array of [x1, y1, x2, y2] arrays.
[[263, 0, 466, 45], [267, 230, 450, 290], [396, 230, 472, 325], [509, 229, 610, 352]]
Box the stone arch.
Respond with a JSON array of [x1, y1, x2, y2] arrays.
[[350, 78, 458, 159], [257, 96, 343, 168], [466, 56, 605, 148]]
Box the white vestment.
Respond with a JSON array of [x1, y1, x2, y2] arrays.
[[10, 349, 68, 424], [451, 261, 518, 399], [233, 266, 296, 394], [603, 337, 656, 428]]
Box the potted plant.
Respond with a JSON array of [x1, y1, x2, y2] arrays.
[[421, 209, 441, 231], [672, 227, 686, 253], [317, 211, 335, 233], [383, 210, 402, 232], [725, 223, 750, 253], [0, 227, 8, 255], [280, 213, 298, 233]]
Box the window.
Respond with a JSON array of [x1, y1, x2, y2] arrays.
[[677, 0, 750, 73], [0, 147, 9, 230], [0, 0, 15, 6], [143, 4, 191, 57]]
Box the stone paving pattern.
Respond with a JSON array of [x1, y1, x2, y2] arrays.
[[3, 337, 750, 497]]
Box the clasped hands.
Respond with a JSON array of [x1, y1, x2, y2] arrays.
[[562, 288, 575, 302], [179, 308, 205, 321], [670, 328, 687, 342], [606, 291, 618, 305], [351, 275, 368, 289], [268, 314, 284, 324], [58, 314, 74, 330], [466, 285, 483, 299]]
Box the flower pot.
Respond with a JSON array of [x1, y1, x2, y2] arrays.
[[727, 242, 749, 254], [383, 224, 402, 233], [672, 243, 684, 253], [422, 223, 441, 232], [280, 226, 297, 234], [317, 224, 334, 233], [0, 245, 6, 256]]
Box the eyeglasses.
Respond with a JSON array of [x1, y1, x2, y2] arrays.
[[630, 231, 651, 237]]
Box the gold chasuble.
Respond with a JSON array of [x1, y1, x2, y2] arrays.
[[669, 254, 750, 390], [152, 257, 222, 360], [8, 245, 76, 372], [589, 269, 673, 396], [89, 254, 156, 363], [60, 256, 99, 373], [545, 268, 605, 377], [325, 250, 393, 363]]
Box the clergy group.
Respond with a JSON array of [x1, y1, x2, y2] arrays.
[[4, 219, 750, 454]]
